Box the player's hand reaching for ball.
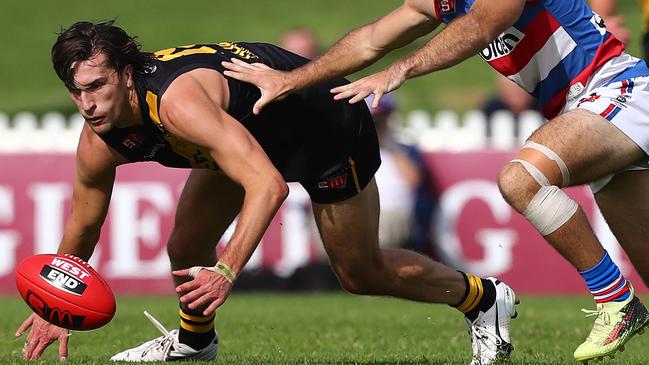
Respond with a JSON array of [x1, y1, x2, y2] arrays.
[[16, 314, 69, 361], [331, 66, 407, 107], [173, 267, 234, 317], [222, 58, 292, 115]]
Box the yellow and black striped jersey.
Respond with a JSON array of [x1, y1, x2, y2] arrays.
[[99, 42, 377, 183]]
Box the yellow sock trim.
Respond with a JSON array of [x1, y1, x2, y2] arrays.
[[179, 309, 215, 323], [457, 274, 484, 313], [180, 321, 215, 333]]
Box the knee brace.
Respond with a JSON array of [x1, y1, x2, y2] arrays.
[[510, 142, 578, 236]]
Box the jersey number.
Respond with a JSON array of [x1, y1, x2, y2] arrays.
[[154, 45, 218, 61]]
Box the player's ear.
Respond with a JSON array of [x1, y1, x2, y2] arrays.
[[123, 65, 134, 88]]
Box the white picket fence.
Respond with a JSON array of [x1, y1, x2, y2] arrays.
[[0, 110, 546, 153]]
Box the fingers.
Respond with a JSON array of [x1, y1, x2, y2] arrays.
[[332, 84, 372, 104], [58, 332, 69, 361], [203, 298, 225, 317], [371, 92, 384, 108], [175, 279, 200, 294], [16, 315, 34, 337], [179, 285, 207, 306], [253, 98, 269, 115], [348, 89, 373, 104], [189, 291, 219, 312], [171, 269, 190, 278], [29, 339, 51, 360], [23, 335, 41, 360]]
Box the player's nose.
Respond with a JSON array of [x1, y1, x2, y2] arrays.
[[79, 91, 96, 113]]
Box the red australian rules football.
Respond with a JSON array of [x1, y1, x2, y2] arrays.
[[15, 254, 116, 330]]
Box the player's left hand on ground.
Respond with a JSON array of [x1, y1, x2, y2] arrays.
[[173, 267, 233, 316], [16, 314, 69, 361], [330, 66, 406, 106]]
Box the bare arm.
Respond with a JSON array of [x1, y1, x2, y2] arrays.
[[331, 0, 526, 104], [58, 125, 124, 260], [288, 0, 439, 90], [222, 0, 439, 114], [589, 0, 615, 16], [161, 71, 288, 299], [18, 124, 124, 361]]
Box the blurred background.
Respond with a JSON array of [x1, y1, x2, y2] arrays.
[[1, 0, 647, 295]]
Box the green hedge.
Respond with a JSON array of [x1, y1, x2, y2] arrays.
[[0, 0, 643, 116]]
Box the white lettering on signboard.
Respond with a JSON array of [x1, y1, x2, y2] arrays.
[[27, 183, 71, 254], [275, 185, 312, 277], [105, 183, 174, 278], [435, 179, 517, 277], [0, 187, 20, 277]]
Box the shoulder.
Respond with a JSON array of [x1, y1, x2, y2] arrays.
[[159, 68, 230, 124]]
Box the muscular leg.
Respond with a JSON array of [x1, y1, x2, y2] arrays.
[[499, 109, 646, 270], [595, 170, 649, 287], [312, 178, 465, 305], [111, 170, 241, 360], [167, 169, 244, 296]]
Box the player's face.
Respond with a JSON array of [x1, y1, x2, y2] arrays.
[[68, 52, 133, 135]]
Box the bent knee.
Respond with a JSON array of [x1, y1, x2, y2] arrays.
[[498, 162, 540, 211], [334, 265, 384, 295]]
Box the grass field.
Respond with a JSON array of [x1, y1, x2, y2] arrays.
[[0, 1, 645, 116], [2, 293, 649, 364]]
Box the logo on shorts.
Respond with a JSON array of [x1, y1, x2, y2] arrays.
[[440, 0, 456, 15], [317, 173, 348, 190], [577, 93, 600, 107], [610, 94, 629, 109]]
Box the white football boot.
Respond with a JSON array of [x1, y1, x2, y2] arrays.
[[110, 311, 218, 362], [465, 278, 518, 365]]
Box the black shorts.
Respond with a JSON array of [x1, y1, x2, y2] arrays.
[[300, 110, 381, 204]]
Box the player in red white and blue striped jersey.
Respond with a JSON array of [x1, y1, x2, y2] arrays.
[[222, 0, 649, 363]]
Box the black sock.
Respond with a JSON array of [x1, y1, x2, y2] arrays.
[[452, 272, 496, 322], [465, 279, 496, 321], [178, 307, 216, 350]]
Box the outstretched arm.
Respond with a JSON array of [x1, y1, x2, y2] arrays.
[[222, 0, 439, 114], [18, 125, 124, 361], [161, 70, 289, 315], [331, 0, 526, 105]]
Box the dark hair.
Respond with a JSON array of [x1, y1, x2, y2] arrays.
[[51, 20, 153, 89]]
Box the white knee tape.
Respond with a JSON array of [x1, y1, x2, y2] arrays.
[[510, 159, 550, 186], [522, 141, 571, 187], [523, 185, 578, 236]]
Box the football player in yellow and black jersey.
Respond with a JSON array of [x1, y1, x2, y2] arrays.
[[17, 21, 516, 363]]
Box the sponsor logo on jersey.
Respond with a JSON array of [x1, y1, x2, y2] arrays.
[[143, 64, 157, 74], [567, 82, 586, 103], [25, 291, 86, 329], [480, 27, 525, 62], [123, 133, 145, 150], [590, 12, 607, 36], [440, 0, 456, 15], [40, 265, 88, 295], [317, 173, 348, 190]]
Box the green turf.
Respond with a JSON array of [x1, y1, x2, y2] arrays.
[[0, 1, 644, 116], [2, 293, 648, 364]]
